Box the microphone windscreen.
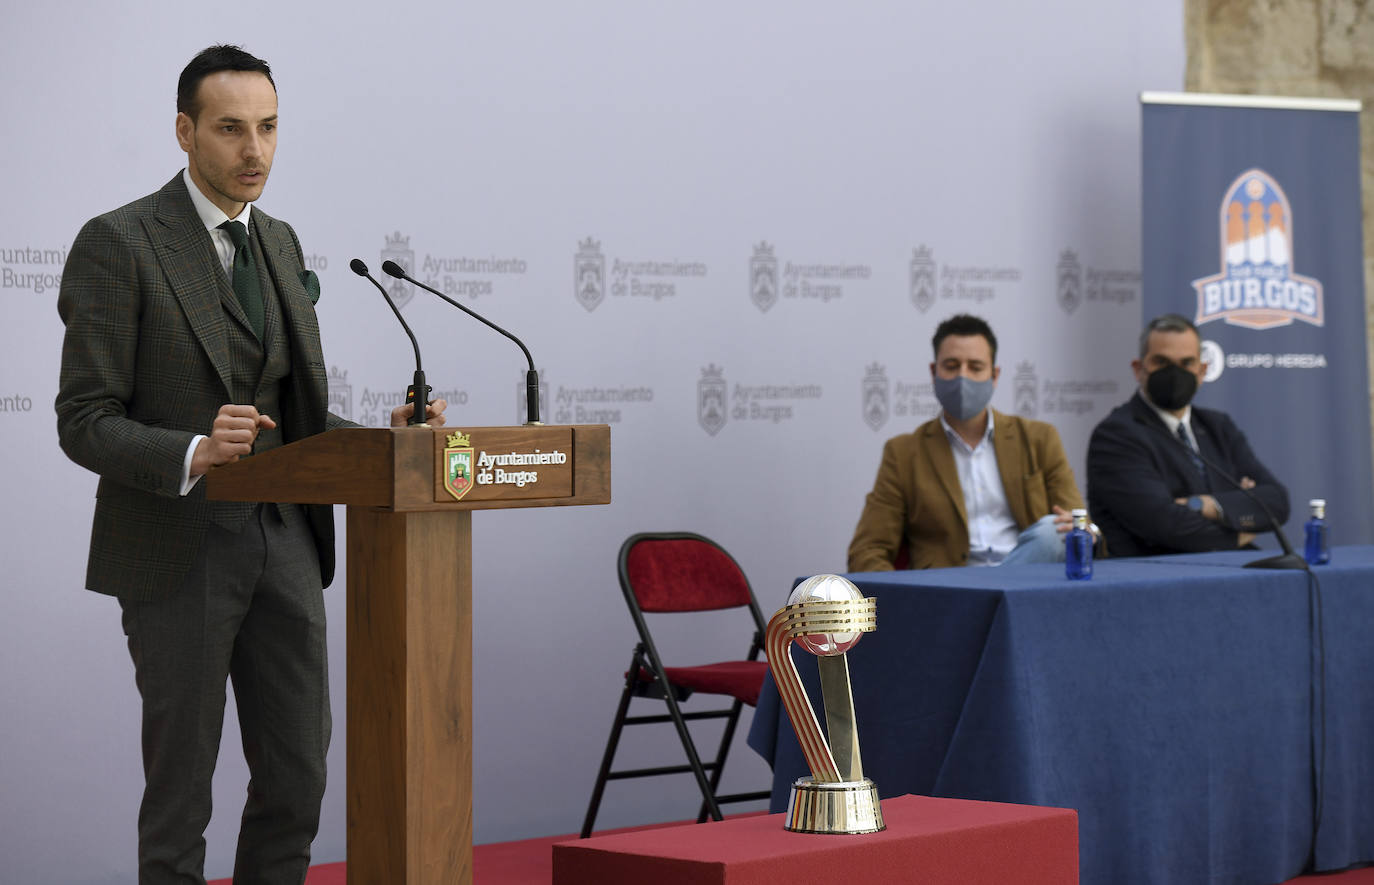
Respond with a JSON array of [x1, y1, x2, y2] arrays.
[[349, 258, 369, 276], [381, 260, 405, 279]]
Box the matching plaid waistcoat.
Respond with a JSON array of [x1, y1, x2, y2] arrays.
[[206, 221, 292, 532]]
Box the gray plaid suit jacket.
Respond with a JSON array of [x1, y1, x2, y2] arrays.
[[56, 173, 346, 601]]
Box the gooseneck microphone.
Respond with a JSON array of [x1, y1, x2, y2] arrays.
[[349, 258, 431, 426], [1161, 421, 1307, 570], [380, 260, 542, 425]]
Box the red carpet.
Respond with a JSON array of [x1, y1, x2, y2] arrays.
[[209, 825, 1374, 884], [208, 816, 749, 885]]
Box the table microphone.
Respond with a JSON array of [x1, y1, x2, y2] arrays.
[[349, 259, 431, 426], [1160, 421, 1306, 570], [379, 260, 542, 425]]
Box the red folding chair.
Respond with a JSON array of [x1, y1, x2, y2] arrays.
[[579, 532, 771, 838]]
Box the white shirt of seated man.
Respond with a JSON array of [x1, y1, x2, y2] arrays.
[[931, 329, 1068, 567]]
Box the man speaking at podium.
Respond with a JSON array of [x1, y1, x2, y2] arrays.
[[848, 314, 1088, 571], [55, 46, 443, 884], [1087, 313, 1288, 556]]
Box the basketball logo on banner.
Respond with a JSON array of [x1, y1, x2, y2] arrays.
[[1191, 169, 1324, 330]]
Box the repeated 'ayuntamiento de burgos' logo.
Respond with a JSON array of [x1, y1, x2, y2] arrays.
[[381, 232, 415, 309], [575, 237, 605, 312], [1014, 361, 1038, 417], [1057, 250, 1082, 315], [1191, 169, 1324, 330], [698, 364, 727, 436], [909, 245, 936, 313], [327, 365, 353, 421], [862, 363, 889, 431], [750, 242, 778, 313]]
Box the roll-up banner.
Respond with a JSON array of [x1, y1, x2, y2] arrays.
[[1141, 92, 1370, 545]]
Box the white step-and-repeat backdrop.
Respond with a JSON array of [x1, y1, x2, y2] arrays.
[[1, 2, 1182, 881]]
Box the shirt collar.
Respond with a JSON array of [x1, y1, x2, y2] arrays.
[[1141, 390, 1192, 436], [940, 409, 995, 453], [182, 167, 252, 232]]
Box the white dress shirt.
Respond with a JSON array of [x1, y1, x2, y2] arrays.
[[940, 411, 1019, 566], [177, 167, 255, 495], [1146, 399, 1198, 451]]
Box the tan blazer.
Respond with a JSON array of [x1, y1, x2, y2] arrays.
[[847, 410, 1084, 571]]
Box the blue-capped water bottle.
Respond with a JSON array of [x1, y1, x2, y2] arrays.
[[1304, 498, 1330, 565], [1065, 508, 1093, 580]]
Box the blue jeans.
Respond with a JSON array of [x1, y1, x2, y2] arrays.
[[999, 514, 1066, 565]]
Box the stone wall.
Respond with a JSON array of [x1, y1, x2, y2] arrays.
[[1187, 0, 1374, 462]]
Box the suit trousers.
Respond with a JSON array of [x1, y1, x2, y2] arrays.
[[119, 503, 330, 885]]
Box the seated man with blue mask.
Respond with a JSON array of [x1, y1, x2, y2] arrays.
[[848, 314, 1093, 571]]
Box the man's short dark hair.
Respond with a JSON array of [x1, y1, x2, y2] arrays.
[[1139, 313, 1199, 358], [932, 314, 998, 364], [177, 45, 275, 122]]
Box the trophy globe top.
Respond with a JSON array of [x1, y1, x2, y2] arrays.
[[787, 574, 865, 656]]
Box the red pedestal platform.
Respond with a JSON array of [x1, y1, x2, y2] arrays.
[[552, 794, 1078, 885]]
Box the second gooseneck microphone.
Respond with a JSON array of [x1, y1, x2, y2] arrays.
[[380, 260, 542, 425], [349, 258, 431, 426]]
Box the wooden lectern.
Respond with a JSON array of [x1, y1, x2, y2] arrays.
[[206, 424, 611, 884]]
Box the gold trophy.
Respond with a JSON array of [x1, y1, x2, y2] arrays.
[[765, 574, 883, 834]]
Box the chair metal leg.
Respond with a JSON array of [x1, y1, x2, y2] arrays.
[[696, 698, 746, 823], [657, 670, 724, 822], [579, 652, 642, 838]]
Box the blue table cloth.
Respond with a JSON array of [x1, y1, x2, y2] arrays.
[[746, 550, 1374, 885]]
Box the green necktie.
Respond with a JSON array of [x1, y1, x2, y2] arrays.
[[218, 220, 264, 338]]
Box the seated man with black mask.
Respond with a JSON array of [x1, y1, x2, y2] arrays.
[[1086, 313, 1289, 556]]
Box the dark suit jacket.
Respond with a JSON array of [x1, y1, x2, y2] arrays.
[[847, 410, 1085, 571], [1086, 391, 1289, 557], [56, 173, 346, 601]]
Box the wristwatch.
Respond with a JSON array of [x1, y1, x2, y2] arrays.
[[1186, 496, 1204, 512]]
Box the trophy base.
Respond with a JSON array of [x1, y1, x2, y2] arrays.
[[784, 777, 885, 834]]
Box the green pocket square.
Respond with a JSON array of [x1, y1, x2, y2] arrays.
[[299, 269, 321, 304]]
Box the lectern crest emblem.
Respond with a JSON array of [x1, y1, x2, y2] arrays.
[[443, 430, 475, 501]]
